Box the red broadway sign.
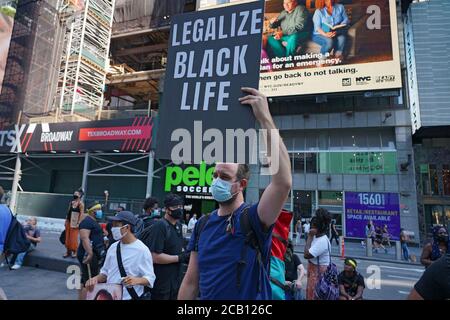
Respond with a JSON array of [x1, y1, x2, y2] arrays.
[[0, 117, 153, 153]]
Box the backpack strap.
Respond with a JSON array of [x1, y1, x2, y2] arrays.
[[116, 242, 140, 300], [270, 276, 289, 291], [193, 213, 213, 252], [238, 206, 268, 293], [272, 232, 288, 246]]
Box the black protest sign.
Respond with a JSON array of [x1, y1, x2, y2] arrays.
[[156, 1, 264, 164]]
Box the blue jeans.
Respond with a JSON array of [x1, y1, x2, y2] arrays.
[[14, 244, 36, 266], [312, 32, 346, 56], [401, 243, 409, 261]]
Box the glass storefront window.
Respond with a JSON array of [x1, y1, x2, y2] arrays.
[[443, 165, 450, 196], [293, 190, 315, 219], [431, 205, 445, 226], [291, 153, 305, 173], [382, 152, 397, 174], [305, 153, 317, 173], [318, 152, 397, 174], [319, 191, 343, 206], [420, 164, 431, 195], [430, 165, 439, 195]]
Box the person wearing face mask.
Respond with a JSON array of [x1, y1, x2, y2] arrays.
[[143, 194, 189, 300], [140, 197, 161, 229], [106, 206, 125, 248], [85, 211, 155, 300], [420, 225, 450, 268], [76, 203, 105, 299], [63, 188, 85, 259], [178, 87, 292, 300]]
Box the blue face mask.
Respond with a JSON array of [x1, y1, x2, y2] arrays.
[[151, 209, 159, 218], [211, 178, 239, 203], [95, 210, 103, 219]]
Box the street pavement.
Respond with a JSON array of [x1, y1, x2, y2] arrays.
[[0, 231, 425, 300], [0, 257, 422, 300], [0, 266, 78, 300]]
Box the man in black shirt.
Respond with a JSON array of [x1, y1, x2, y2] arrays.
[[408, 253, 450, 300], [144, 194, 190, 300], [338, 258, 365, 300]]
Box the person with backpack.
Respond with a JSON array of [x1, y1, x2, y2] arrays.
[[0, 199, 12, 264], [142, 194, 189, 300], [85, 211, 155, 300], [284, 240, 305, 300], [304, 208, 338, 300], [178, 87, 292, 300], [77, 203, 106, 299], [8, 217, 41, 270], [1, 199, 30, 269], [338, 258, 365, 300]]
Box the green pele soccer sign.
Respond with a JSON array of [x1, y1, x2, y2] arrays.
[[165, 162, 215, 194]]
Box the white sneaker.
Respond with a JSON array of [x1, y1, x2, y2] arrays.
[[11, 264, 21, 270], [0, 263, 5, 268]]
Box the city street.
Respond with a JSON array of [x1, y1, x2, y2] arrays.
[[0, 266, 77, 300], [0, 256, 423, 300]]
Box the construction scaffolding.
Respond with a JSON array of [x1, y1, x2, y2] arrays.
[[0, 0, 61, 126], [55, 0, 116, 121]]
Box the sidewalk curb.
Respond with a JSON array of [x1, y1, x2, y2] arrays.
[[294, 249, 421, 266]]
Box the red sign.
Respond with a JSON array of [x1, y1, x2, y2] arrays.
[[79, 125, 152, 141]]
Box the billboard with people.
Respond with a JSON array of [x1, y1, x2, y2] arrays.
[[199, 0, 402, 97]]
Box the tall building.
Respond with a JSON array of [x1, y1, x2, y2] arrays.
[[148, 0, 421, 243], [403, 0, 450, 240]]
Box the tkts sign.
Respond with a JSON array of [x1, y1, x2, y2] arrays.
[[0, 117, 153, 153]]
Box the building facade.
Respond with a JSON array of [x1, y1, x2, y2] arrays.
[[404, 0, 450, 240]]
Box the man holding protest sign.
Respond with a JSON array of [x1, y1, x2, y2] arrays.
[[178, 87, 292, 300]]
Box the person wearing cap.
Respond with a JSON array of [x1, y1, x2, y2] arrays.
[[143, 194, 189, 300], [77, 203, 105, 299], [338, 258, 365, 300], [85, 211, 155, 300]]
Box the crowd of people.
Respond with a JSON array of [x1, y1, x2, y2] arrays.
[[0, 88, 449, 301]]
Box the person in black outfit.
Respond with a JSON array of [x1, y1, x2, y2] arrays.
[[338, 258, 365, 300], [408, 253, 450, 300], [77, 203, 106, 300], [284, 240, 305, 300], [143, 194, 190, 300], [330, 220, 339, 246]]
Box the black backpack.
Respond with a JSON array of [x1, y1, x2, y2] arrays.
[[4, 209, 31, 266]]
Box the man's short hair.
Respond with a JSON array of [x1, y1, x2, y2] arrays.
[[143, 197, 159, 211], [237, 164, 250, 181]]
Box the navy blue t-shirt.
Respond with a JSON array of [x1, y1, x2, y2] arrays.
[[187, 203, 273, 300]]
